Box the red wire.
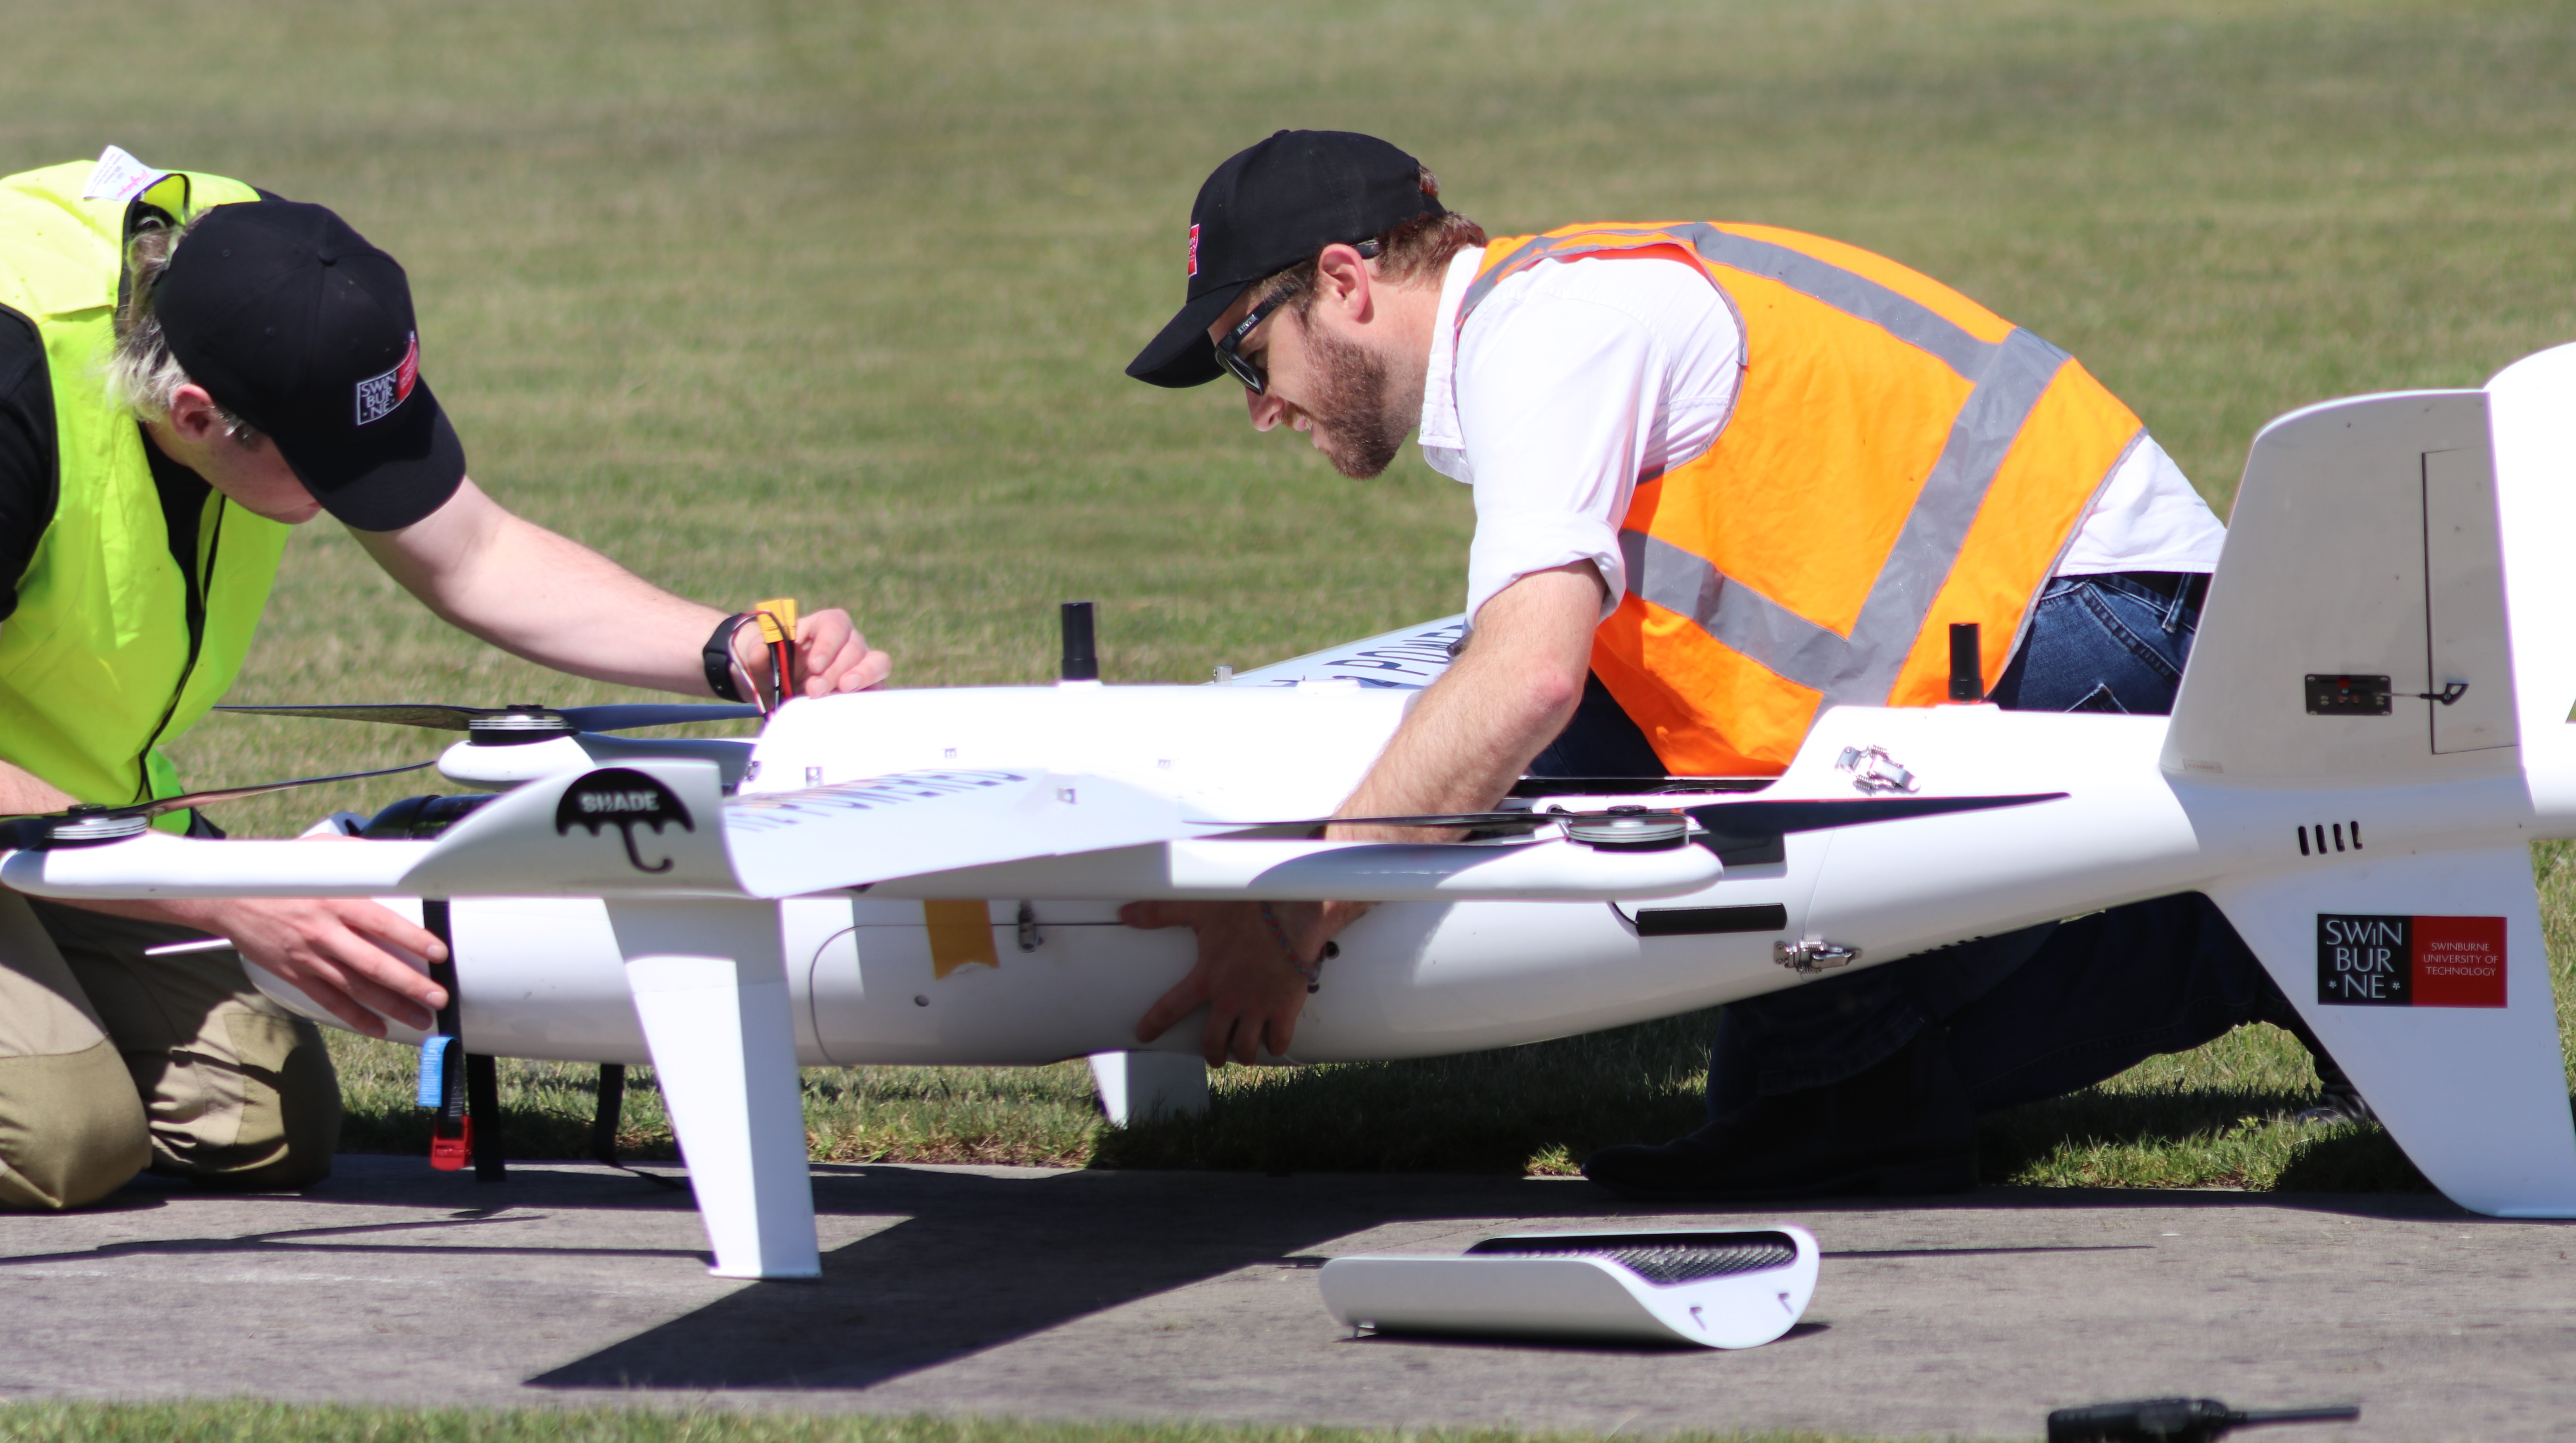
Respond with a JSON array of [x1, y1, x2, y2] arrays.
[[749, 610, 797, 709]]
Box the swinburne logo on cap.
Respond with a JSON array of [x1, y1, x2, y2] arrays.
[[354, 332, 421, 426], [1187, 223, 1200, 278]]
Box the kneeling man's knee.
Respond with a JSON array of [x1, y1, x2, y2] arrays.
[[0, 1039, 152, 1210], [144, 1012, 342, 1191]]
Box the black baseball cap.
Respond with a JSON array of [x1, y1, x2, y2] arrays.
[[1126, 130, 1443, 388], [155, 201, 466, 530]]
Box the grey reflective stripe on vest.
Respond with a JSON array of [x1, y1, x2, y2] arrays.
[[1620, 529, 1848, 692], [1464, 224, 2101, 707]]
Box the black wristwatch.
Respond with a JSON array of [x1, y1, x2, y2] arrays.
[[703, 613, 756, 702]]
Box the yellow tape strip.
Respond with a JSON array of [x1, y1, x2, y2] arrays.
[[924, 899, 999, 977]]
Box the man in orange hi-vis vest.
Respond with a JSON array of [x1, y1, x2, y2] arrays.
[[1123, 132, 2357, 1199]]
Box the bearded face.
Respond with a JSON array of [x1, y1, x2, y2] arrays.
[[1296, 324, 1412, 479]]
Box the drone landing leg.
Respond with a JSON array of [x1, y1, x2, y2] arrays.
[[465, 1051, 505, 1182], [605, 899, 820, 1279], [1087, 1050, 1209, 1125]]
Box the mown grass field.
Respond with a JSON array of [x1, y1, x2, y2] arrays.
[[9, 0, 2576, 1201]]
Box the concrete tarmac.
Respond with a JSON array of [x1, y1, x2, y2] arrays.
[[0, 1156, 2567, 1441]]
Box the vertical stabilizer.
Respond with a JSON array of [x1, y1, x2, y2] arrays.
[[2165, 390, 2518, 781], [2169, 372, 2576, 1215]]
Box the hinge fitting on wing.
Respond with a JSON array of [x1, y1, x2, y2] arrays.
[[1774, 938, 1860, 976], [1835, 746, 1919, 795]]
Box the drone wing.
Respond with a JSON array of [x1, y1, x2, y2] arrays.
[[721, 768, 1195, 899], [395, 758, 1206, 899]]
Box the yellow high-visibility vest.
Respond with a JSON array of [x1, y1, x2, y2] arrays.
[[0, 160, 290, 821]]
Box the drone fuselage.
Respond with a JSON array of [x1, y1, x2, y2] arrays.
[[412, 701, 2181, 1071]]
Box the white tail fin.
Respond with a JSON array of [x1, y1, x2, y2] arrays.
[[2170, 368, 2576, 1215], [2165, 389, 2517, 781]]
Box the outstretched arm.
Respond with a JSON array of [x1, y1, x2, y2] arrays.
[[350, 477, 891, 698], [1329, 562, 1606, 838], [85, 477, 904, 1036]]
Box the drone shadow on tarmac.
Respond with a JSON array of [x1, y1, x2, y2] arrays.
[[531, 1164, 1485, 1391], [510, 1161, 2486, 1393]]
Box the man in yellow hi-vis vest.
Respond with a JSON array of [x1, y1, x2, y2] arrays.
[[1122, 132, 2353, 1200], [0, 149, 893, 1210]]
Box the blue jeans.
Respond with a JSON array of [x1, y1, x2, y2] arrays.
[[1530, 572, 2296, 1115]]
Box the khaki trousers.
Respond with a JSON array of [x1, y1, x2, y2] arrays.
[[0, 892, 341, 1210]]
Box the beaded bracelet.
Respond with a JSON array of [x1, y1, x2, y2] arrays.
[[1258, 902, 1324, 993]]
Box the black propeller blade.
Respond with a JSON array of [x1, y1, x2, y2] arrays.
[[1, 761, 436, 850], [218, 703, 491, 730], [1231, 811, 1581, 831], [555, 703, 766, 732], [1685, 792, 2071, 864], [1207, 806, 1703, 853], [217, 702, 763, 734], [137, 760, 438, 816], [1682, 793, 2070, 834], [1221, 792, 2070, 842]]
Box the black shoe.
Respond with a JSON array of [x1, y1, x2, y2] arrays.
[[2291, 1084, 2374, 1127], [1582, 1026, 1978, 1201], [2262, 994, 2377, 1126], [2287, 1039, 2377, 1127], [2292, 1076, 2377, 1127]]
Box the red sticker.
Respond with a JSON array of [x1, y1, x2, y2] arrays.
[[1187, 223, 1201, 278], [2411, 914, 2508, 1007], [394, 331, 419, 405]]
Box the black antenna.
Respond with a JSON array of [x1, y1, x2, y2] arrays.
[[1060, 601, 1098, 682], [1949, 622, 1983, 701]]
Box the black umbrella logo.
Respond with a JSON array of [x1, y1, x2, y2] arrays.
[[555, 768, 694, 873]]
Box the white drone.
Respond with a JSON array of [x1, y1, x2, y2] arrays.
[[13, 343, 2576, 1281]]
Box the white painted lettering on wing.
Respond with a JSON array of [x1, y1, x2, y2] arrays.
[[725, 770, 1029, 834]]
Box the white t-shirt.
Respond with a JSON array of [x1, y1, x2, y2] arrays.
[[1417, 249, 2228, 623]]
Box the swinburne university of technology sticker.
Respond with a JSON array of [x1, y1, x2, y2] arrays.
[[2315, 914, 2507, 1007], [354, 332, 421, 426]]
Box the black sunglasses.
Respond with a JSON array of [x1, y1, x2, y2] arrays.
[[1212, 283, 1298, 395], [1211, 241, 1381, 395]]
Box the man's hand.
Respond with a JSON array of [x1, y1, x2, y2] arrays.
[[795, 608, 894, 695], [1119, 565, 1606, 1063], [161, 896, 450, 1039], [735, 607, 893, 698], [1125, 900, 1319, 1065]]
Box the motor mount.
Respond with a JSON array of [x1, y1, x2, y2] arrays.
[[361, 793, 499, 839]]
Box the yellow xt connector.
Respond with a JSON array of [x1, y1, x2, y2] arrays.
[[752, 597, 799, 645]]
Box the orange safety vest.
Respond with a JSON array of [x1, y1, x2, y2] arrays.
[[1461, 223, 2146, 776]]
